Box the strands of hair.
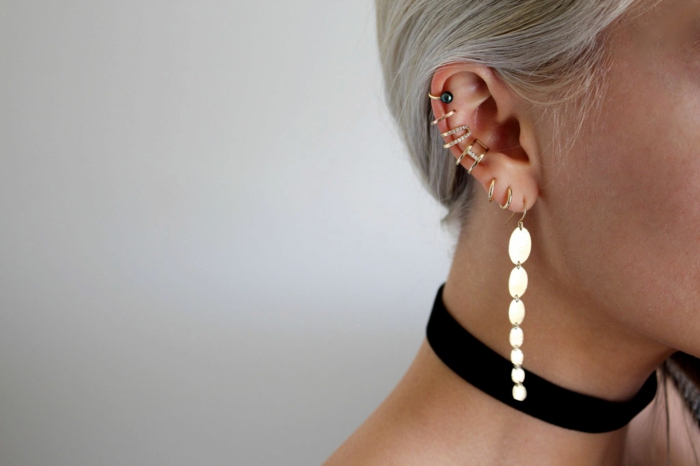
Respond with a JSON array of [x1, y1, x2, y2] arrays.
[[666, 353, 700, 430]]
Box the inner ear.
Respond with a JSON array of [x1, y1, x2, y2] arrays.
[[484, 103, 527, 163], [461, 76, 526, 164]]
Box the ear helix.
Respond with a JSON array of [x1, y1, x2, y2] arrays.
[[428, 90, 489, 174]]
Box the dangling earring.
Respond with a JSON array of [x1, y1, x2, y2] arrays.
[[506, 196, 530, 401]]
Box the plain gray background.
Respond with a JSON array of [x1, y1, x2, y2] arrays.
[[0, 1, 455, 464]]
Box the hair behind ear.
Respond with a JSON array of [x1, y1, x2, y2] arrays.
[[664, 352, 700, 430], [374, 0, 646, 232]]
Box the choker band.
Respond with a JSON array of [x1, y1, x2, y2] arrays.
[[426, 283, 658, 433]]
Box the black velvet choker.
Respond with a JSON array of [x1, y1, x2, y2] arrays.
[[426, 283, 658, 433]]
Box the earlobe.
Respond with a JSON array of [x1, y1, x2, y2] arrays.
[[428, 62, 539, 213]]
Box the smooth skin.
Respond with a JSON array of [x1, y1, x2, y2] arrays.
[[325, 0, 700, 464]]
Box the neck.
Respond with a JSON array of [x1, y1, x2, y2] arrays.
[[410, 188, 674, 463]]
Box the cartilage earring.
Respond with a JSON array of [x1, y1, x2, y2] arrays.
[[507, 197, 530, 401], [431, 110, 455, 126], [488, 179, 496, 202], [455, 140, 489, 174], [428, 91, 453, 103], [428, 90, 488, 173]]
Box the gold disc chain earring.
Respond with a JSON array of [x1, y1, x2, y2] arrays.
[[507, 197, 530, 401]]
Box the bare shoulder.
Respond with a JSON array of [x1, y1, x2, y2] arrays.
[[322, 339, 468, 466], [321, 386, 444, 466], [321, 418, 418, 465]]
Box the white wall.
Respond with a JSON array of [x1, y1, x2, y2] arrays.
[[0, 1, 454, 464]]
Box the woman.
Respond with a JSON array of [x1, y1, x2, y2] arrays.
[[325, 0, 700, 464]]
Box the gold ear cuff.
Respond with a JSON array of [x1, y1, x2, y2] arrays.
[[431, 110, 455, 126], [428, 91, 488, 174], [456, 140, 489, 175]]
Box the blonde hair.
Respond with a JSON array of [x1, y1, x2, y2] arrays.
[[375, 0, 654, 231]]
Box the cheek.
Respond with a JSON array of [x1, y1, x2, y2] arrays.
[[542, 52, 700, 351]]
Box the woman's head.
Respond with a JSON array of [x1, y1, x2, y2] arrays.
[[376, 0, 700, 393], [376, 0, 656, 225]]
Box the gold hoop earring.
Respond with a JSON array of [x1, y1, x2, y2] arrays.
[[498, 187, 512, 210], [431, 110, 455, 126], [507, 196, 530, 401], [488, 179, 496, 202]]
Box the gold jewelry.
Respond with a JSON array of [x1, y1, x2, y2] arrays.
[[488, 179, 496, 202], [428, 91, 453, 103], [506, 197, 530, 401], [467, 139, 489, 156], [453, 137, 489, 169], [498, 187, 512, 209], [443, 132, 471, 149], [431, 110, 455, 126], [455, 146, 471, 165], [467, 154, 484, 174], [441, 125, 470, 137]]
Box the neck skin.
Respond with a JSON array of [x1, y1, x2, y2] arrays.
[[444, 198, 670, 404], [417, 186, 675, 464], [326, 186, 676, 466]]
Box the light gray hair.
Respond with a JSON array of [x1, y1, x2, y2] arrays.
[[375, 0, 655, 231]]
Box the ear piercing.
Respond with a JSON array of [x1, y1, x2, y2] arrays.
[[428, 91, 453, 103], [431, 110, 455, 126], [456, 140, 489, 174], [441, 125, 470, 138], [499, 187, 512, 210], [428, 90, 488, 173]]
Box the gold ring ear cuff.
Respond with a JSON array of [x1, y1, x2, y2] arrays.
[[428, 90, 488, 174], [431, 110, 455, 126]]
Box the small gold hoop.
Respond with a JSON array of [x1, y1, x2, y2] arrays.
[[441, 125, 470, 138], [428, 92, 441, 100], [431, 110, 455, 126], [498, 187, 512, 210], [467, 153, 484, 174], [443, 131, 471, 149], [488, 179, 496, 202]]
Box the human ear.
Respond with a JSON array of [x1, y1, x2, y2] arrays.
[[429, 63, 540, 213]]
